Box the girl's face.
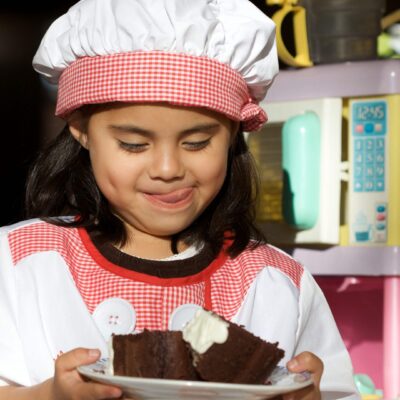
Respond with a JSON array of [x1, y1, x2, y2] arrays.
[[70, 103, 236, 242]]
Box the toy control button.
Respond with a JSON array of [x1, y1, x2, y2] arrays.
[[169, 303, 203, 331], [355, 124, 364, 133], [365, 123, 374, 133], [93, 297, 136, 340], [376, 223, 386, 231]]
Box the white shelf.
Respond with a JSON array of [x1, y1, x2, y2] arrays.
[[266, 59, 400, 102], [290, 246, 400, 276]]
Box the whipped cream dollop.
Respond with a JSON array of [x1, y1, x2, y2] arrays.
[[182, 309, 229, 354]]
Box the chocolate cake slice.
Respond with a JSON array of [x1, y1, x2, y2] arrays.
[[182, 309, 285, 384], [109, 309, 284, 384], [110, 330, 198, 380]]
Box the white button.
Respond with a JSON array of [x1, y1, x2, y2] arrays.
[[169, 303, 203, 331], [92, 298, 136, 341]]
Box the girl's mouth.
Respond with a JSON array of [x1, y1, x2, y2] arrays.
[[143, 188, 194, 208]]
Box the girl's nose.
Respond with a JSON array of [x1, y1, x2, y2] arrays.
[[148, 148, 185, 181]]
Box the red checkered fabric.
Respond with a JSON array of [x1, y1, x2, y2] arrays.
[[56, 51, 267, 132], [8, 220, 303, 330]]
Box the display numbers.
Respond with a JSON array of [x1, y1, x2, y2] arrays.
[[355, 103, 385, 121]]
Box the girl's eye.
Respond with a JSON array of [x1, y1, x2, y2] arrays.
[[118, 141, 148, 153], [183, 138, 211, 150]]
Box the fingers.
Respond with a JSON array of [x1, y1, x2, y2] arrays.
[[51, 348, 123, 400], [54, 348, 101, 374], [286, 351, 324, 386], [282, 352, 323, 400]]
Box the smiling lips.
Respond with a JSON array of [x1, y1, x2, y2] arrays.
[[144, 187, 194, 208]]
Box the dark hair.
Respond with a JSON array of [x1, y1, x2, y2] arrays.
[[25, 113, 266, 258]]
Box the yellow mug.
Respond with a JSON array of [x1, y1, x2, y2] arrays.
[[268, 0, 386, 66], [267, 0, 313, 67]]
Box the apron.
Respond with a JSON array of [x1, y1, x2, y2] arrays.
[[0, 219, 358, 399]]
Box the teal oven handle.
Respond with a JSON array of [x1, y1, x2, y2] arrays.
[[282, 111, 320, 230]]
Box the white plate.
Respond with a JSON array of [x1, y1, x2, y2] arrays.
[[78, 359, 312, 399]]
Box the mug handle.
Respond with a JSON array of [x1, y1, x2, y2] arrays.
[[272, 4, 313, 67]]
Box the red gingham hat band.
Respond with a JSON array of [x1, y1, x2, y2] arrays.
[[56, 51, 267, 131]]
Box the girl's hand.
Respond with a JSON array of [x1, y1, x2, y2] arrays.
[[282, 351, 323, 400], [50, 348, 122, 400]]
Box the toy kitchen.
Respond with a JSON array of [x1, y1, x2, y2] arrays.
[[247, 59, 400, 399]]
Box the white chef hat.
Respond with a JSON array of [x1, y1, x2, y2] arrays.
[[33, 0, 278, 131]]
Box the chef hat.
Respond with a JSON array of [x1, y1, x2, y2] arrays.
[[33, 0, 278, 131]]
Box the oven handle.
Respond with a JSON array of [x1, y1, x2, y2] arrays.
[[282, 111, 320, 230]]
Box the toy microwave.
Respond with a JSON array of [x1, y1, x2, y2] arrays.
[[246, 60, 400, 247]]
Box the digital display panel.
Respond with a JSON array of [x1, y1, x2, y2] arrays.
[[353, 101, 386, 121]]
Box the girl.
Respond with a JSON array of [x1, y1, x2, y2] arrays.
[[0, 0, 358, 399]]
